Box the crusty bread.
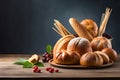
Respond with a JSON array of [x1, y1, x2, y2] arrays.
[[91, 37, 112, 51], [102, 48, 117, 61], [53, 35, 75, 56], [80, 19, 98, 37], [94, 51, 109, 64], [80, 52, 103, 67], [67, 37, 92, 56], [69, 18, 93, 41], [54, 50, 80, 64]]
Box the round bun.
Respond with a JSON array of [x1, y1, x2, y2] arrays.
[[80, 52, 103, 67], [67, 37, 92, 56], [102, 48, 117, 61], [80, 19, 98, 37], [91, 37, 112, 51], [53, 50, 80, 64], [94, 51, 109, 64]]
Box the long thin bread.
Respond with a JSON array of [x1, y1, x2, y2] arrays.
[[98, 8, 112, 36]]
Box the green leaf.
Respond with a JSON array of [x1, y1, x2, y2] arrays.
[[18, 58, 27, 62], [14, 58, 27, 65], [14, 62, 25, 65], [14, 58, 44, 68], [23, 61, 34, 68], [34, 62, 44, 67], [46, 44, 52, 54]]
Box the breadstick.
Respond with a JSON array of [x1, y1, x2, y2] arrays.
[[98, 8, 112, 36], [54, 19, 72, 35], [69, 18, 93, 41]]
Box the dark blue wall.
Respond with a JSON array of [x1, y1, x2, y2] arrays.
[[0, 0, 120, 54]]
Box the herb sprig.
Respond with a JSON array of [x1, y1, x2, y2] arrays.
[[14, 58, 44, 68]]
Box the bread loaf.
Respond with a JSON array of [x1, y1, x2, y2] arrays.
[[80, 19, 98, 37], [69, 18, 93, 41], [67, 37, 92, 56]]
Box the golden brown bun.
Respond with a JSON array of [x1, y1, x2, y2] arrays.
[[67, 37, 92, 56], [91, 37, 112, 51], [94, 51, 109, 64], [69, 18, 93, 41], [80, 52, 103, 67], [53, 35, 75, 56], [80, 19, 98, 37], [102, 48, 117, 61], [53, 50, 80, 64]]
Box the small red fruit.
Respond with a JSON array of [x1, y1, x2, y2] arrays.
[[33, 69, 37, 73], [49, 69, 54, 73], [37, 69, 41, 73], [46, 68, 50, 71], [33, 66, 38, 69], [55, 69, 59, 72], [50, 68, 54, 72]]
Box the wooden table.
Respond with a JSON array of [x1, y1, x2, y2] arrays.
[[0, 54, 120, 80]]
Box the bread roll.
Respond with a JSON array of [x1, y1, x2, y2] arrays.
[[91, 37, 112, 51], [80, 52, 103, 67], [67, 37, 92, 56], [102, 48, 117, 61], [54, 50, 80, 64], [80, 19, 98, 37], [94, 51, 109, 64]]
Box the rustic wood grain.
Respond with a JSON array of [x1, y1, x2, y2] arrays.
[[0, 54, 120, 79]]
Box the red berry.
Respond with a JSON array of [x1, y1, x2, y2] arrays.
[[33, 66, 38, 69], [46, 68, 50, 71], [49, 69, 54, 73], [37, 69, 41, 73], [34, 67, 39, 71], [49, 68, 55, 73], [55, 69, 59, 72], [51, 68, 54, 72], [33, 69, 37, 73]]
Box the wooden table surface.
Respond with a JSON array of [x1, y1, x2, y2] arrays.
[[0, 54, 120, 79]]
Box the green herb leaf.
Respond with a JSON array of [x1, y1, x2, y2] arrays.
[[18, 58, 27, 62], [46, 44, 52, 54], [14, 58, 44, 68], [14, 62, 25, 65], [14, 58, 27, 65], [23, 61, 34, 68], [34, 62, 44, 67]]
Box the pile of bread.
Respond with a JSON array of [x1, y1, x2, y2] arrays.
[[52, 17, 117, 67]]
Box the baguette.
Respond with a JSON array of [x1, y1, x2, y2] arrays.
[[69, 18, 93, 41]]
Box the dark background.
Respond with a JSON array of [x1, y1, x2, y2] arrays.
[[0, 0, 120, 54]]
